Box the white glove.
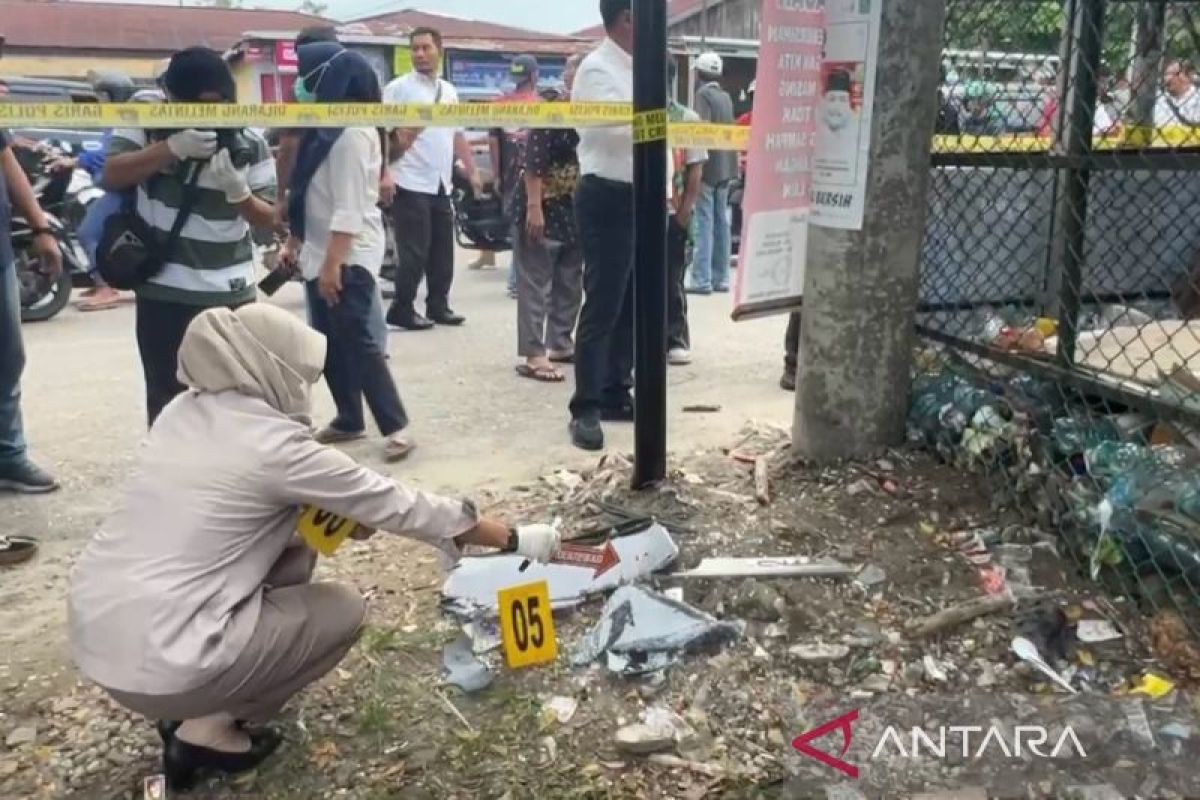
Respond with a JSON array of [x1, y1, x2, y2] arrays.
[[208, 148, 251, 204], [166, 129, 218, 161], [515, 522, 562, 564]]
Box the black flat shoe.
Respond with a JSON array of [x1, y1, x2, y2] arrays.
[[163, 728, 282, 792], [570, 418, 604, 451], [428, 310, 465, 326], [387, 310, 434, 331]]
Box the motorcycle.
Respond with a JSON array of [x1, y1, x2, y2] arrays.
[[15, 139, 93, 322]]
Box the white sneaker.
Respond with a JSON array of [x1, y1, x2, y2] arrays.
[[668, 347, 692, 365]]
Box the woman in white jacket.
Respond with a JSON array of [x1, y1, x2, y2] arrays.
[[69, 305, 559, 791], [282, 42, 413, 463]]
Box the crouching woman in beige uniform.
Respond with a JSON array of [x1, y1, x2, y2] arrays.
[[68, 304, 560, 791]]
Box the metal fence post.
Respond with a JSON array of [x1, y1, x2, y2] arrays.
[[632, 0, 669, 489], [793, 0, 947, 462], [1053, 0, 1106, 368]]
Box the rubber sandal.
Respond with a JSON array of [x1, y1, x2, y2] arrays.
[[383, 437, 417, 463], [0, 536, 38, 567], [516, 364, 565, 383]]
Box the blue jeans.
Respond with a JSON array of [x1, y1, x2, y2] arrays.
[[0, 261, 27, 467], [690, 183, 731, 291]]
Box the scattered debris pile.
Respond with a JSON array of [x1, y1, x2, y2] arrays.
[[910, 352, 1200, 625], [6, 422, 1200, 798]]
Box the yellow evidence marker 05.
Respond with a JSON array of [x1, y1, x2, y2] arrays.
[[297, 506, 358, 557], [498, 580, 558, 669]]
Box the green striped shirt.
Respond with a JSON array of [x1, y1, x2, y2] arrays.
[[108, 129, 276, 307]]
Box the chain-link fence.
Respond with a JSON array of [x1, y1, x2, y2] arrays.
[[913, 0, 1200, 624]]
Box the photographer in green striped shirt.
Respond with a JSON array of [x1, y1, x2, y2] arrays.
[[103, 47, 277, 426]]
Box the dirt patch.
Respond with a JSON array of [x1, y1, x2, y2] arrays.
[[0, 424, 1190, 798]]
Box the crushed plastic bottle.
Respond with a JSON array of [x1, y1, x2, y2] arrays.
[[1053, 417, 1121, 459]]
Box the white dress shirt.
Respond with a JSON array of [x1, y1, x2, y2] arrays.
[[384, 71, 460, 194], [573, 38, 634, 184], [297, 127, 386, 280], [1155, 86, 1200, 127]]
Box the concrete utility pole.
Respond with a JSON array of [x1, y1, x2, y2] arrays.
[[793, 0, 947, 463]]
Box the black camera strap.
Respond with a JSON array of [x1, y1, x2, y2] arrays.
[[157, 161, 205, 265]]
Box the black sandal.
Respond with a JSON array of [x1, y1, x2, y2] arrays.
[[0, 536, 38, 567]]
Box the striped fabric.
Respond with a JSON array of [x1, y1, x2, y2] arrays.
[[108, 128, 276, 307]]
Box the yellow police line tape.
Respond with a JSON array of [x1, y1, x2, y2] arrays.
[[3, 103, 1198, 153]]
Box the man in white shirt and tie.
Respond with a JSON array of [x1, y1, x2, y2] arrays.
[[568, 0, 636, 452], [383, 26, 481, 331]]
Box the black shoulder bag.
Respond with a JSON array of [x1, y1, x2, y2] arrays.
[[96, 163, 204, 291]]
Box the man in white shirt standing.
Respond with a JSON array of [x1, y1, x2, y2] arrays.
[[1155, 59, 1200, 127], [383, 27, 481, 331], [568, 0, 636, 452]]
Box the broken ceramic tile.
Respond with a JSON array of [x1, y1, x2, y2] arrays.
[[441, 522, 679, 615], [572, 585, 743, 675]]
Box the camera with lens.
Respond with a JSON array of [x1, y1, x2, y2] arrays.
[[215, 129, 255, 169]]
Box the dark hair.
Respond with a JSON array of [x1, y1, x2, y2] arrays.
[[163, 46, 235, 102], [600, 0, 632, 30], [296, 25, 339, 48], [1167, 58, 1195, 76], [410, 26, 443, 51]]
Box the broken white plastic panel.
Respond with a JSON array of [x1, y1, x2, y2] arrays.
[[441, 522, 679, 615], [573, 584, 744, 674], [672, 556, 854, 579]]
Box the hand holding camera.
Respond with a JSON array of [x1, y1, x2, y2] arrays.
[[209, 149, 251, 204], [166, 129, 218, 161]]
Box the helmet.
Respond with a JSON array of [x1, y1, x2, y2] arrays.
[[90, 70, 136, 102], [695, 52, 723, 76]]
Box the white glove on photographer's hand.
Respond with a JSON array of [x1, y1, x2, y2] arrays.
[[166, 129, 218, 161], [515, 522, 562, 564], [209, 149, 251, 204]]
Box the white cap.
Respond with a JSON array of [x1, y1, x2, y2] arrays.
[[695, 52, 723, 76]]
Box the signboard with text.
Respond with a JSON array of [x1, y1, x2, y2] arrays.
[[733, 0, 881, 319]]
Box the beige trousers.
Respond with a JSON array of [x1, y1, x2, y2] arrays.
[[106, 543, 366, 724]]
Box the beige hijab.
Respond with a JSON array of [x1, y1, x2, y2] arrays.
[[177, 305, 326, 423]]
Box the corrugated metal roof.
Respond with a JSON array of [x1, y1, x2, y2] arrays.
[[0, 0, 329, 53], [355, 8, 565, 41]]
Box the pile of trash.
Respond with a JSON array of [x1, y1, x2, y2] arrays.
[[909, 352, 1200, 619]]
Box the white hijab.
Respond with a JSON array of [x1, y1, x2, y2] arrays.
[[176, 305, 326, 424]]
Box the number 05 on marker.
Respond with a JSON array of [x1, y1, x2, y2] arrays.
[[498, 580, 557, 669]]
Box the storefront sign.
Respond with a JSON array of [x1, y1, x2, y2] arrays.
[[274, 41, 298, 71]]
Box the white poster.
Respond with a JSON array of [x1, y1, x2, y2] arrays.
[[811, 0, 882, 231]]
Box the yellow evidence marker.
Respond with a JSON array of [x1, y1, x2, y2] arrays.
[[497, 580, 558, 669], [297, 506, 358, 557]]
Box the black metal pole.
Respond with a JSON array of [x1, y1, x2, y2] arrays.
[[632, 0, 669, 489], [1054, 0, 1105, 368]]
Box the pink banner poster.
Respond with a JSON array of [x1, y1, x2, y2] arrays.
[[732, 0, 825, 318]]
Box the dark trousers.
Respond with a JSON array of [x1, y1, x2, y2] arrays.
[[667, 216, 690, 351], [388, 188, 455, 317], [785, 312, 801, 373], [306, 266, 408, 437], [136, 297, 212, 428], [570, 176, 635, 421]]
